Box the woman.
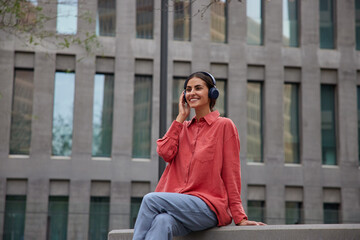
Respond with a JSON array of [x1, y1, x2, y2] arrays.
[[133, 71, 265, 240]]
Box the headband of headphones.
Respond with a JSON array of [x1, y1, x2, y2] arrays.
[[183, 71, 217, 89]]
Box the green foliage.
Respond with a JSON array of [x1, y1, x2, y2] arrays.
[[0, 0, 101, 55]]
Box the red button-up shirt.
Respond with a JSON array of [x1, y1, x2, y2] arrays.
[[155, 111, 248, 226]]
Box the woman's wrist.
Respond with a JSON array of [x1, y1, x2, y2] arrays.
[[176, 114, 187, 123]]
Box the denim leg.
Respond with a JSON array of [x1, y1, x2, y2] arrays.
[[132, 192, 218, 240]]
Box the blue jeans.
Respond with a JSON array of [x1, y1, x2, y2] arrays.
[[132, 192, 218, 240]]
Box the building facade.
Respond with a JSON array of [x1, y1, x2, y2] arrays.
[[0, 0, 360, 239]]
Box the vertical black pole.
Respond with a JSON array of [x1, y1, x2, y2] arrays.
[[159, 0, 168, 179]]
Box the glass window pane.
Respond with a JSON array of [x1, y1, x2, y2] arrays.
[[9, 69, 34, 155], [211, 0, 227, 43], [3, 196, 26, 240], [358, 86, 360, 164], [283, 0, 299, 47], [319, 0, 335, 49], [323, 203, 340, 224], [130, 197, 142, 228], [285, 202, 303, 224], [247, 200, 265, 223], [247, 0, 263, 45], [215, 79, 227, 117], [57, 0, 78, 35], [356, 0, 360, 50], [172, 77, 186, 121], [96, 0, 116, 37], [173, 0, 191, 41], [284, 83, 300, 164], [52, 72, 75, 156], [48, 196, 68, 240], [89, 197, 110, 240], [247, 82, 263, 162], [92, 74, 114, 157], [321, 85, 337, 165], [136, 0, 154, 39], [133, 75, 152, 158]]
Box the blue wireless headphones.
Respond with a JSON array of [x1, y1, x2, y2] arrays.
[[183, 71, 219, 102]]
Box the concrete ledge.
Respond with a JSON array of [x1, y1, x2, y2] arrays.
[[108, 224, 360, 240]]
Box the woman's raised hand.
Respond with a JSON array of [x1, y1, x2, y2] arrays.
[[176, 91, 190, 123]]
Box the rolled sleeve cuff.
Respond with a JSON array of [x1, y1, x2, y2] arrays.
[[165, 121, 183, 139]]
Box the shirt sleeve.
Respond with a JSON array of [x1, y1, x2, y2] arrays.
[[221, 121, 248, 224], [156, 120, 184, 163]]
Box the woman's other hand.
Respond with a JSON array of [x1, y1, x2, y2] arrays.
[[176, 91, 190, 123], [237, 219, 267, 226]]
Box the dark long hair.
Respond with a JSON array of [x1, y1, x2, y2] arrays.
[[184, 72, 217, 111]]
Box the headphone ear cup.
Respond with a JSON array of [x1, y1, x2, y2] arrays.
[[209, 87, 219, 99], [183, 91, 187, 103]]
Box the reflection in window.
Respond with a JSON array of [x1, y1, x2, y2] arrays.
[[136, 0, 154, 39], [9, 69, 34, 155], [247, 0, 263, 45], [321, 85, 337, 165], [215, 79, 227, 117], [96, 0, 116, 36], [356, 0, 360, 50], [89, 197, 110, 240], [130, 197, 142, 228], [3, 196, 26, 240], [48, 196, 68, 240], [52, 72, 75, 156], [283, 0, 299, 47], [284, 83, 300, 164], [172, 77, 186, 121], [247, 200, 265, 223], [57, 0, 78, 35], [211, 0, 227, 43], [133, 75, 152, 158], [92, 74, 114, 157], [323, 203, 340, 224], [319, 0, 335, 49], [285, 202, 303, 224], [247, 82, 263, 162], [174, 0, 191, 41]]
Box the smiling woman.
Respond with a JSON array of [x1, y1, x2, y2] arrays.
[[132, 71, 265, 240]]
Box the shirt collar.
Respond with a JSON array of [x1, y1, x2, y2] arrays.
[[187, 110, 220, 127]]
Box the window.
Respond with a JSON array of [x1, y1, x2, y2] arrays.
[[3, 196, 26, 240], [247, 0, 263, 45], [9, 69, 34, 155], [247, 82, 263, 162], [356, 0, 360, 50], [89, 197, 110, 240], [172, 77, 186, 121], [323, 203, 340, 224], [358, 86, 360, 164], [92, 74, 114, 158], [211, 0, 227, 43], [321, 84, 337, 165], [284, 83, 300, 164], [247, 200, 265, 223], [285, 202, 303, 224], [130, 197, 142, 228], [216, 79, 227, 117], [57, 0, 78, 35], [133, 75, 152, 159], [283, 0, 299, 47], [52, 72, 75, 157], [319, 0, 335, 49], [96, 0, 116, 36], [136, 0, 154, 39], [173, 0, 191, 41], [48, 196, 68, 240]]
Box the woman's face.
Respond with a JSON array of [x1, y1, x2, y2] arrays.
[[185, 77, 210, 110]]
